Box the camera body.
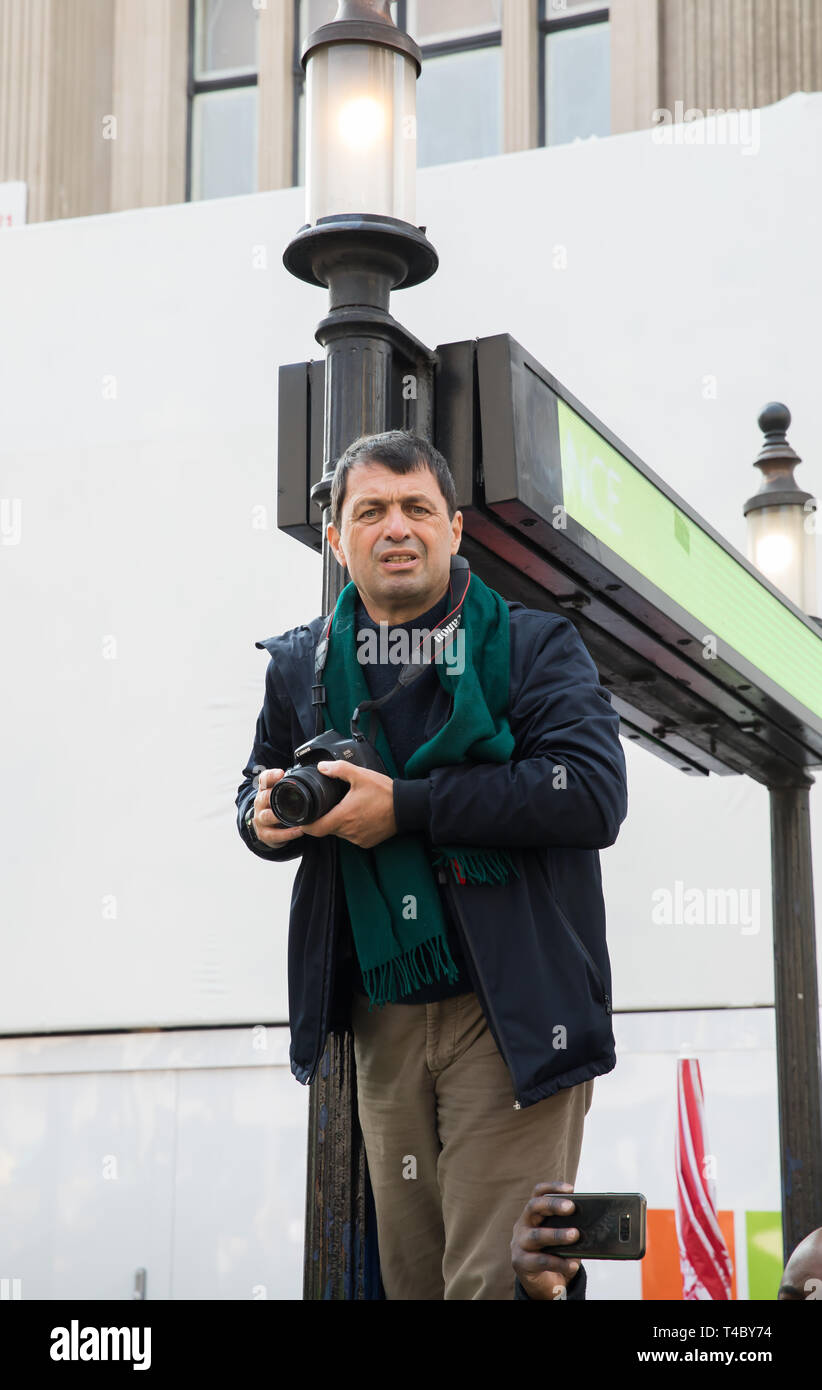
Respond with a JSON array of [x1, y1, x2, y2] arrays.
[[270, 729, 387, 827]]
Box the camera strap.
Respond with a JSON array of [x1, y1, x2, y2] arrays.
[[311, 556, 471, 741], [311, 617, 333, 736]]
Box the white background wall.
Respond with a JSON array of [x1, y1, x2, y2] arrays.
[[0, 1028, 307, 1299], [2, 94, 820, 1034]]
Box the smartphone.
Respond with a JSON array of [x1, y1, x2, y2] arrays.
[[539, 1192, 647, 1260]]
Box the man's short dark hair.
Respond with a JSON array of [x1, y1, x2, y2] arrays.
[[329, 430, 457, 530]]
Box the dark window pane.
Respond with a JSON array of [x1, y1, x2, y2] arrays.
[[417, 46, 501, 167], [545, 20, 610, 146], [406, 0, 501, 43], [191, 87, 258, 200], [195, 0, 259, 79]]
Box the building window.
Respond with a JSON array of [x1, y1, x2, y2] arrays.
[[293, 0, 502, 184], [187, 0, 260, 201], [539, 0, 610, 148]]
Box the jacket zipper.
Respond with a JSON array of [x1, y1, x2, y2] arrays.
[[549, 888, 612, 1018], [439, 868, 524, 1110]]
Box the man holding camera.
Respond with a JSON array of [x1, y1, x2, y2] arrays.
[[236, 430, 628, 1300]]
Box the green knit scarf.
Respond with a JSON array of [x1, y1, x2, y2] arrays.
[[323, 573, 518, 1009]]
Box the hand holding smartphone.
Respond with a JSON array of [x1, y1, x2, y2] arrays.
[[539, 1192, 647, 1259]]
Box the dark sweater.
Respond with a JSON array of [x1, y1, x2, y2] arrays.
[[347, 590, 472, 1005]]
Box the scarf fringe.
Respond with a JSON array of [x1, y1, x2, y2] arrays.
[[362, 934, 460, 1010], [433, 848, 520, 886]]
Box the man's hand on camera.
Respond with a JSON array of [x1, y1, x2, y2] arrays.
[[299, 761, 397, 849], [251, 770, 306, 847], [511, 1181, 581, 1301]]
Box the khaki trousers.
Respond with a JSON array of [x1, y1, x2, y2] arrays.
[[351, 989, 594, 1301]]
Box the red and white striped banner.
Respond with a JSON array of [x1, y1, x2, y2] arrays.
[[675, 1057, 734, 1299]]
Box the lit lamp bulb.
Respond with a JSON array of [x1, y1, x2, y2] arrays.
[[337, 96, 386, 149], [744, 403, 818, 615], [753, 531, 796, 577]]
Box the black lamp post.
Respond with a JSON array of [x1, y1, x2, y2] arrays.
[[745, 404, 822, 1261], [283, 0, 438, 1300]]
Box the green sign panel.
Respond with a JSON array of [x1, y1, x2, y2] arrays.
[[558, 398, 822, 722]]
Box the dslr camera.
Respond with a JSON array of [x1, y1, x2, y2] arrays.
[[270, 729, 387, 827]]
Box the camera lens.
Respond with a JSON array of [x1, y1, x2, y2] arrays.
[[272, 766, 348, 826], [272, 777, 314, 826]]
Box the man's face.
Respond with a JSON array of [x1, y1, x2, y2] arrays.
[[327, 459, 463, 622]]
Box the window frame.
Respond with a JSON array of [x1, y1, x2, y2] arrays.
[[291, 0, 503, 185], [537, 0, 610, 149], [186, 0, 260, 203]]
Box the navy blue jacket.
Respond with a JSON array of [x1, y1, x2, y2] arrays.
[[236, 600, 628, 1109]]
